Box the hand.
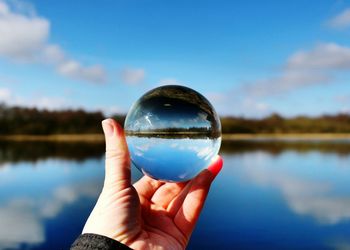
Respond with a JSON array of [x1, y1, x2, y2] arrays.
[[82, 118, 223, 250]]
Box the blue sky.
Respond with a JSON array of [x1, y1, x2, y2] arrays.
[[0, 0, 350, 117]]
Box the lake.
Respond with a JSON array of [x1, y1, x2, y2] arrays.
[[1, 139, 350, 249]]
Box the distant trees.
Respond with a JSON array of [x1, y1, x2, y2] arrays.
[[0, 104, 105, 135], [221, 113, 350, 134], [1, 104, 350, 134]]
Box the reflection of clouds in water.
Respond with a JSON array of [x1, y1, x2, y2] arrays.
[[329, 240, 350, 250], [242, 153, 350, 225], [0, 163, 11, 171], [40, 183, 99, 218], [0, 182, 99, 250], [0, 199, 44, 250]]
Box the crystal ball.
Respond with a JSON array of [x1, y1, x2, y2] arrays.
[[124, 85, 221, 182]]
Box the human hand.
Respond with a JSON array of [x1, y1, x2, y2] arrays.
[[82, 118, 223, 250]]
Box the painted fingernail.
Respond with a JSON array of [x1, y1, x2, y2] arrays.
[[207, 155, 223, 177], [102, 119, 114, 137]]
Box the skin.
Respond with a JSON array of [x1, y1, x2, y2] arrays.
[[82, 118, 223, 250]]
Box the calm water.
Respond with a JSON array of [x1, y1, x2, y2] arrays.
[[1, 140, 350, 249]]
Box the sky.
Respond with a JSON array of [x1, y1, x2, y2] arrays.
[[0, 0, 350, 117]]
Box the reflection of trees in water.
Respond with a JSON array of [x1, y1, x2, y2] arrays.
[[2, 140, 350, 166], [0, 141, 104, 166], [221, 140, 350, 156]]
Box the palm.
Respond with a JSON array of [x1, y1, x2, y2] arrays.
[[127, 174, 212, 249]]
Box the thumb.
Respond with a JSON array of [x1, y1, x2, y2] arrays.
[[102, 118, 131, 191]]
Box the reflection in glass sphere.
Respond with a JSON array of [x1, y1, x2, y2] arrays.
[[124, 85, 221, 182]]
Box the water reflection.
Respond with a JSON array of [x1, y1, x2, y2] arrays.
[[2, 139, 350, 165], [0, 141, 104, 164], [0, 157, 105, 250], [0, 181, 100, 249], [221, 139, 350, 156], [240, 152, 350, 224], [1, 140, 350, 249]]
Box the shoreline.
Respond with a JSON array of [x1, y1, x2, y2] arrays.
[[1, 133, 350, 142]]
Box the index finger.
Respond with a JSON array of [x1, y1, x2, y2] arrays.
[[174, 155, 223, 237]]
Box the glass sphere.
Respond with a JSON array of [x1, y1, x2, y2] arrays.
[[124, 85, 221, 182]]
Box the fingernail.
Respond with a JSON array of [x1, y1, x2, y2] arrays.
[[102, 119, 114, 137], [207, 155, 223, 177]]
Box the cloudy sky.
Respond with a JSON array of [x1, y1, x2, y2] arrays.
[[1, 0, 350, 117]]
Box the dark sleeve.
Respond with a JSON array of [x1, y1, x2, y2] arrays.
[[71, 233, 133, 250]]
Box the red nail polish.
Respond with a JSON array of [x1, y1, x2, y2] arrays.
[[207, 156, 223, 177]]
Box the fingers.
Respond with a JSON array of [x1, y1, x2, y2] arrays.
[[102, 118, 131, 191], [133, 176, 164, 200], [174, 155, 223, 237], [166, 182, 193, 217], [150, 182, 188, 208]]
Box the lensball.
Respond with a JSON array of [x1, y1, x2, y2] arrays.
[[124, 85, 221, 182]]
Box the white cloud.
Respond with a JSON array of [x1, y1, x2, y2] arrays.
[[120, 68, 145, 84], [0, 0, 107, 83], [0, 1, 49, 61], [287, 43, 350, 70], [242, 98, 270, 113], [206, 42, 350, 116], [42, 44, 65, 64], [58, 60, 107, 84], [205, 43, 350, 116], [0, 87, 70, 110], [244, 42, 350, 97], [205, 92, 226, 103], [94, 105, 125, 116], [205, 89, 272, 117], [0, 1, 8, 14], [0, 87, 11, 102], [327, 8, 350, 29], [244, 71, 331, 97], [335, 94, 350, 104]]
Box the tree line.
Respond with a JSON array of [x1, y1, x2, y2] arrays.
[[0, 104, 123, 135], [1, 104, 350, 135], [220, 113, 350, 134]]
